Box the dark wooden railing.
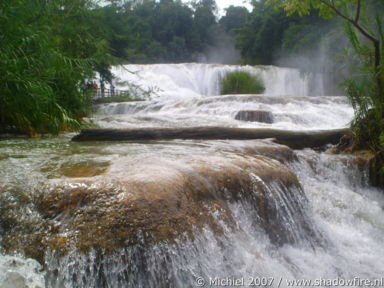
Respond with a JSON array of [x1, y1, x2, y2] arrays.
[[91, 88, 130, 99], [86, 84, 150, 102]]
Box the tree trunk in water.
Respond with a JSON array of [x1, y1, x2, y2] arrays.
[[72, 127, 352, 150]]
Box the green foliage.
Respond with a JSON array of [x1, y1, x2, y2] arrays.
[[236, 0, 327, 65], [220, 71, 265, 95], [342, 16, 384, 150], [266, 0, 354, 18], [94, 0, 221, 63], [220, 6, 249, 35], [0, 0, 110, 135], [268, 0, 384, 183]]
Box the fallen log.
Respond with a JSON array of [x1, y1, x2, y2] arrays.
[[72, 127, 352, 150]]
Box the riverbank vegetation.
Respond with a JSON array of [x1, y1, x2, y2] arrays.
[[0, 0, 111, 135], [220, 71, 265, 95]]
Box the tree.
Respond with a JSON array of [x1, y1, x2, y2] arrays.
[[0, 0, 109, 135], [193, 0, 218, 49], [237, 1, 299, 64], [268, 0, 384, 150], [97, 0, 202, 63], [220, 6, 250, 35], [152, 0, 195, 61]]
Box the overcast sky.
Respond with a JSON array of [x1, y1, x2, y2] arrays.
[[185, 0, 253, 15], [214, 0, 252, 12], [101, 1, 253, 16]]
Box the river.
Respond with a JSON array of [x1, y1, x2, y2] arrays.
[[0, 64, 383, 288]]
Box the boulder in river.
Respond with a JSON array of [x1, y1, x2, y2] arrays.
[[235, 110, 274, 123]]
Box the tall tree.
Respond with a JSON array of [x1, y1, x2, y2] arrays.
[[237, 1, 298, 64], [193, 0, 218, 49], [220, 6, 250, 35]]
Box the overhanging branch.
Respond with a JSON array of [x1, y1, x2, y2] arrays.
[[355, 0, 361, 23], [318, 0, 379, 46]]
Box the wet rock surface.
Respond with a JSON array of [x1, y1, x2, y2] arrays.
[[0, 256, 44, 288], [0, 140, 319, 263], [235, 110, 274, 123], [37, 154, 304, 252]]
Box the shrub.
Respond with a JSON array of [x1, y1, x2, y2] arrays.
[[220, 70, 265, 95]]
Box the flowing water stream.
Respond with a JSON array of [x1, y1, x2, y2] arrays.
[[0, 64, 383, 288]]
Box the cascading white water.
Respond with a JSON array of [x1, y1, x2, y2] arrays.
[[1, 63, 383, 288], [111, 63, 323, 98], [1, 137, 384, 287], [0, 255, 44, 288], [96, 63, 353, 130], [41, 142, 384, 288]]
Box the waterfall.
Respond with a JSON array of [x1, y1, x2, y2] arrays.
[[0, 255, 44, 288], [96, 64, 353, 131], [35, 144, 384, 287], [111, 63, 324, 99], [0, 63, 383, 288]]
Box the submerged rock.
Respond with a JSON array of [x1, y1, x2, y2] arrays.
[[235, 110, 274, 123], [328, 134, 384, 189]]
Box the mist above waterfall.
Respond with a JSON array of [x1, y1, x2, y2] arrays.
[[200, 32, 241, 65], [276, 23, 351, 96]]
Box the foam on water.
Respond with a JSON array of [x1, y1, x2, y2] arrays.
[[111, 63, 323, 99], [42, 148, 384, 287], [95, 63, 353, 130], [0, 255, 45, 288], [96, 95, 353, 130]]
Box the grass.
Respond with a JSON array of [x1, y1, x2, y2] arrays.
[[220, 70, 265, 95]]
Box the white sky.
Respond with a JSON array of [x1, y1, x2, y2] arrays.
[[101, 1, 253, 15], [185, 0, 253, 15], [214, 0, 252, 12]]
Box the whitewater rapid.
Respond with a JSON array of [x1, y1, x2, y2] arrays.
[[1, 63, 383, 288], [111, 63, 324, 98], [95, 63, 353, 130]]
